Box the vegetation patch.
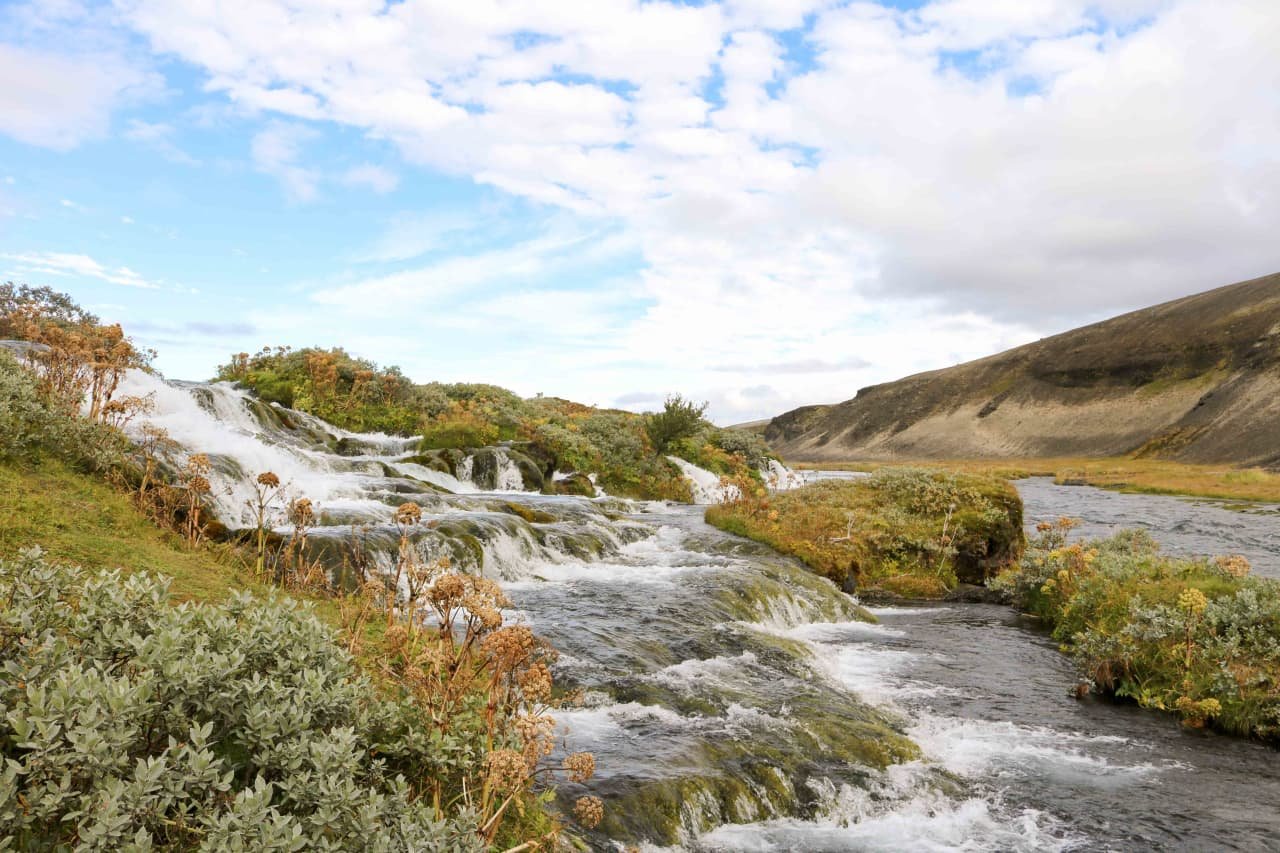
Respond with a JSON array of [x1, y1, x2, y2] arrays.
[[706, 468, 1024, 597], [993, 521, 1280, 740], [803, 457, 1280, 503], [221, 348, 769, 501]]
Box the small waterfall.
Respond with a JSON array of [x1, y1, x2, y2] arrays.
[[761, 459, 805, 490], [667, 456, 740, 504]]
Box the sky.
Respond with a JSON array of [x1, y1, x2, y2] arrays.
[[1, 0, 1277, 424]]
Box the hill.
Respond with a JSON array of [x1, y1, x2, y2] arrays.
[[766, 272, 1280, 468]]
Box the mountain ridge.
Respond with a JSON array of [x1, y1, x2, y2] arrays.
[[766, 272, 1280, 468]]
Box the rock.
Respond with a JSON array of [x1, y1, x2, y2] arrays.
[[550, 472, 596, 497]]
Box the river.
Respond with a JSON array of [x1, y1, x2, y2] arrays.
[[117, 373, 1280, 851]]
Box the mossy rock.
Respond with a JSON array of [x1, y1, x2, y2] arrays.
[[496, 501, 557, 525], [506, 449, 545, 491], [549, 472, 596, 497], [398, 449, 462, 476]]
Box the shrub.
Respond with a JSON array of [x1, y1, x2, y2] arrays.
[[420, 402, 501, 450], [644, 395, 708, 453], [0, 549, 490, 850], [992, 522, 1280, 740], [0, 351, 128, 472]]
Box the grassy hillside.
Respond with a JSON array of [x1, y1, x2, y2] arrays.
[[768, 272, 1280, 469], [0, 460, 254, 604]]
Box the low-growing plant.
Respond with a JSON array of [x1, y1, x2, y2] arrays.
[[707, 467, 1024, 597], [992, 522, 1280, 739], [0, 549, 487, 850]]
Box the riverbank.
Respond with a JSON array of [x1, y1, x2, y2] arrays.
[[705, 468, 1024, 598], [793, 457, 1280, 503], [993, 519, 1280, 742]]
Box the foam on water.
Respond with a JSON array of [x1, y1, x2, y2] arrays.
[[667, 456, 739, 505]]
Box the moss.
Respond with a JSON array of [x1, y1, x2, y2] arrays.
[[497, 501, 558, 524]]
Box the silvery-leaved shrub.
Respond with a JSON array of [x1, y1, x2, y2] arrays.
[[0, 549, 484, 852]]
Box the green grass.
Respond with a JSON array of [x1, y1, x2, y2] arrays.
[[706, 468, 1024, 598], [0, 459, 360, 637], [0, 459, 255, 603]]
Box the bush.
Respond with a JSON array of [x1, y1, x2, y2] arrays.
[[419, 402, 501, 450], [644, 395, 708, 453], [992, 522, 1280, 739], [0, 352, 128, 472], [0, 550, 485, 850]]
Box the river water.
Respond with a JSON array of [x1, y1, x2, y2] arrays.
[[115, 374, 1280, 851]]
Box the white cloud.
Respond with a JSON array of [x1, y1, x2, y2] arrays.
[[3, 251, 160, 289], [250, 121, 319, 201], [98, 0, 1280, 419], [341, 163, 399, 194], [0, 43, 153, 150], [122, 119, 200, 165]]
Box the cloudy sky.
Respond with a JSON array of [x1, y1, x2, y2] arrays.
[[1, 1, 1276, 423]]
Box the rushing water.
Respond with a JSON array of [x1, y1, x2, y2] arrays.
[[116, 376, 1280, 851], [1017, 476, 1280, 578]]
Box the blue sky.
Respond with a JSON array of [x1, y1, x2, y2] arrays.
[[2, 0, 1277, 421]]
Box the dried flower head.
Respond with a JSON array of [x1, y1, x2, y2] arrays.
[[573, 796, 604, 829], [1177, 587, 1208, 616], [289, 497, 315, 527], [482, 625, 538, 668], [186, 475, 211, 495], [257, 471, 281, 488], [486, 749, 529, 792], [463, 594, 503, 631], [187, 453, 211, 474], [564, 751, 596, 783], [385, 624, 409, 651], [516, 714, 556, 763], [429, 573, 466, 606], [1213, 554, 1251, 579], [517, 661, 553, 703], [395, 502, 422, 526]]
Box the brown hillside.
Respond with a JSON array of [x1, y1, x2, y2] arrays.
[[766, 272, 1280, 468]]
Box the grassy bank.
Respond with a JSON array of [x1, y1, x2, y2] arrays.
[[792, 457, 1280, 503], [0, 290, 600, 848], [993, 521, 1280, 740], [706, 468, 1024, 598]]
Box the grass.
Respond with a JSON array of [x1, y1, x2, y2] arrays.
[[0, 459, 360, 637], [706, 468, 1024, 598], [790, 457, 1280, 503], [0, 459, 253, 603]]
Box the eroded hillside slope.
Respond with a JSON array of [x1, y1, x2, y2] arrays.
[[767, 272, 1280, 467]]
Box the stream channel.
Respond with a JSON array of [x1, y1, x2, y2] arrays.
[[119, 373, 1280, 851]]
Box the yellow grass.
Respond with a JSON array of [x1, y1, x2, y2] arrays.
[[788, 457, 1280, 503]]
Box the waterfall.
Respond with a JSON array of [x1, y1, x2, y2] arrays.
[[667, 456, 741, 504]]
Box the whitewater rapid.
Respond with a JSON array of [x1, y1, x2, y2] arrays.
[[109, 372, 1280, 850]]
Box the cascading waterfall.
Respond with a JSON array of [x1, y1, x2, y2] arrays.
[[106, 368, 1280, 850]]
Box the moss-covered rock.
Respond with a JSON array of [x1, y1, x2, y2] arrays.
[[549, 472, 596, 497]]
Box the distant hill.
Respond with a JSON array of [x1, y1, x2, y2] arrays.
[[766, 272, 1280, 468]]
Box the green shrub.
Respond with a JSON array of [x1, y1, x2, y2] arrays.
[[992, 523, 1280, 739], [0, 549, 484, 851], [0, 352, 128, 473], [644, 395, 708, 453], [419, 403, 501, 450]]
